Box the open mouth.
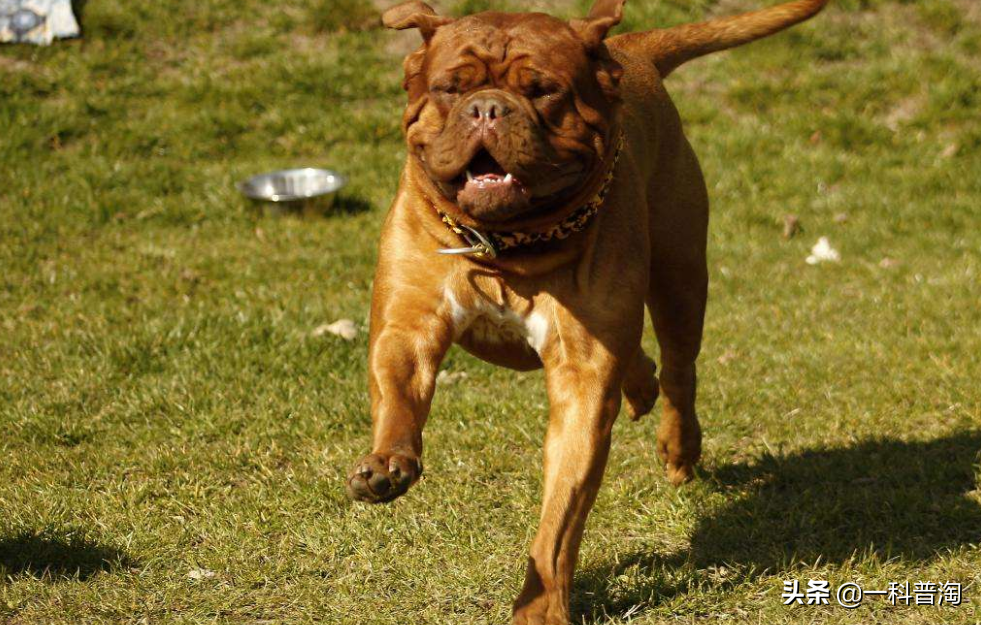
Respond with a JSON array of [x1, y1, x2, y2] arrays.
[[452, 149, 533, 221], [459, 149, 518, 190]]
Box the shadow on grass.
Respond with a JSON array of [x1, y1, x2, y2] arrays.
[[576, 431, 981, 622], [0, 530, 135, 581], [244, 194, 372, 219], [331, 194, 373, 216]]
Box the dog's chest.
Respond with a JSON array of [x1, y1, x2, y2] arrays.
[[443, 285, 549, 355]]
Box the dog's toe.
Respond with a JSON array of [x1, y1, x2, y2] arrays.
[[346, 452, 419, 503]]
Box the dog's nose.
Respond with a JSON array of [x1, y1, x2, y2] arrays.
[[468, 94, 512, 121]]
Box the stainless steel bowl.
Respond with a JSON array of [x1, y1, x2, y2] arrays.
[[237, 168, 347, 216]]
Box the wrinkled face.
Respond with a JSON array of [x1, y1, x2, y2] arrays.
[[399, 12, 622, 223]]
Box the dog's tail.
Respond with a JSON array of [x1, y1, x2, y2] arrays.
[[612, 0, 830, 78]]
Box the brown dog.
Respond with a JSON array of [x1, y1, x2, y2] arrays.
[[347, 0, 829, 622]]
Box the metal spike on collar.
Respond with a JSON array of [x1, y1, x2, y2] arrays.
[[437, 223, 498, 258]]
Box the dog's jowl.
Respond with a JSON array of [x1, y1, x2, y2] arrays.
[[347, 1, 830, 622]]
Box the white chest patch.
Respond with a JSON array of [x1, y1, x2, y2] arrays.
[[444, 286, 549, 354]]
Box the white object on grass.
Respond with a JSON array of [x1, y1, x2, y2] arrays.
[[436, 370, 468, 385], [311, 319, 358, 341], [1, 0, 79, 45], [187, 568, 216, 581], [805, 237, 840, 265]]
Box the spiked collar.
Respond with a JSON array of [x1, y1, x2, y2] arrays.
[[435, 132, 624, 259]]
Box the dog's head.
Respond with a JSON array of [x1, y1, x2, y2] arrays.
[[384, 0, 625, 224]]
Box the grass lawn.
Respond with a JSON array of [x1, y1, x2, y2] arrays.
[[1, 0, 980, 622]]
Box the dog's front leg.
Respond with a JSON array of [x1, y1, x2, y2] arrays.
[[513, 343, 625, 625], [346, 297, 453, 504]]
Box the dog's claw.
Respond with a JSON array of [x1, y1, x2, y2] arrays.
[[347, 452, 420, 503]]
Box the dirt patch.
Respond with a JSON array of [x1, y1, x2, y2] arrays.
[[374, 0, 450, 13], [385, 29, 423, 59], [290, 32, 332, 54], [953, 0, 981, 25], [0, 56, 35, 73], [708, 0, 759, 18], [516, 0, 572, 15], [883, 94, 925, 131]]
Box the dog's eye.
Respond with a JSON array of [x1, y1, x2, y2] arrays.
[[431, 82, 459, 95], [525, 80, 561, 100], [431, 70, 475, 96]]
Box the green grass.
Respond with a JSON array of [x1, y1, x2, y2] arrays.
[[1, 0, 980, 623]]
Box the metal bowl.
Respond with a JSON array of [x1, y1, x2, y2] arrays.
[[237, 168, 347, 216]]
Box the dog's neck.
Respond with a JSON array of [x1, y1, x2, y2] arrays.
[[409, 128, 625, 259]]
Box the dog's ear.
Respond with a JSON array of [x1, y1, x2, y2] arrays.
[[571, 0, 625, 51], [382, 1, 454, 42]]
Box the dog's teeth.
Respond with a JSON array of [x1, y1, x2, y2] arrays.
[[466, 170, 474, 182], [504, 173, 513, 184]]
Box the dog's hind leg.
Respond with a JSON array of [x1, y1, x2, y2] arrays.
[[648, 259, 706, 485], [650, 334, 703, 486], [646, 131, 709, 486]]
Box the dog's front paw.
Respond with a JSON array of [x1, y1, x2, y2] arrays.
[[346, 452, 420, 503]]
